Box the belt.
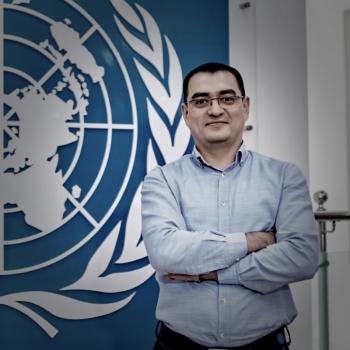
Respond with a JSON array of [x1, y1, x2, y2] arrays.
[[156, 322, 290, 350]]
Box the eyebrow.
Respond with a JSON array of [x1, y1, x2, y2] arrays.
[[190, 89, 238, 100]]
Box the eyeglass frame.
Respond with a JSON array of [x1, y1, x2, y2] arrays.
[[185, 94, 245, 109]]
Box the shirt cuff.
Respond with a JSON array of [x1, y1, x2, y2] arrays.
[[217, 232, 247, 284], [224, 231, 248, 257], [217, 261, 240, 284]]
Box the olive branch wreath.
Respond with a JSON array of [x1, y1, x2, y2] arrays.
[[0, 0, 190, 338]]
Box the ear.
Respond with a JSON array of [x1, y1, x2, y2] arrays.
[[181, 102, 190, 126], [242, 96, 250, 122]]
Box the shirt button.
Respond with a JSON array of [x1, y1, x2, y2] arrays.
[[220, 201, 226, 206], [220, 298, 226, 304], [221, 172, 225, 177], [220, 333, 225, 338], [236, 258, 240, 262]]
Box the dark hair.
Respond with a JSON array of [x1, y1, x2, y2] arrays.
[[182, 62, 246, 102]]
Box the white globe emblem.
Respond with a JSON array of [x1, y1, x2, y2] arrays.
[[1, 1, 137, 275], [0, 1, 189, 335]]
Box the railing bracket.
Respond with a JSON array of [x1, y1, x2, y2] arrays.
[[239, 2, 251, 10]]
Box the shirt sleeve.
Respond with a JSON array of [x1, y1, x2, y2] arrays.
[[141, 166, 247, 275], [217, 163, 319, 294]]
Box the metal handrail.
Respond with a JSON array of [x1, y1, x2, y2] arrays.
[[312, 191, 350, 350], [313, 190, 350, 251], [315, 211, 350, 221], [314, 211, 350, 252]]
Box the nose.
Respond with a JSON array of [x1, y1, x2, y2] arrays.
[[208, 98, 224, 116]]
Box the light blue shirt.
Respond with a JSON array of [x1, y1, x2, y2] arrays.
[[141, 144, 319, 347]]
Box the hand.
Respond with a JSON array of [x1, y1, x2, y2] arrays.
[[199, 271, 218, 281], [165, 271, 218, 282], [165, 273, 200, 282], [246, 231, 276, 253]]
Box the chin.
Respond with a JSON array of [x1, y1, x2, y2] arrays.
[[206, 137, 230, 144]]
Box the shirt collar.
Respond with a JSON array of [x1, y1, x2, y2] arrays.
[[191, 141, 248, 169]]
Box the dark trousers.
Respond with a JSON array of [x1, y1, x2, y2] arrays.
[[154, 322, 290, 350]]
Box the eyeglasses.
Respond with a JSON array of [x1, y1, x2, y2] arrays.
[[187, 95, 244, 109]]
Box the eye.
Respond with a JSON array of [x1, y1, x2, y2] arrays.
[[193, 98, 209, 107], [219, 96, 236, 104]]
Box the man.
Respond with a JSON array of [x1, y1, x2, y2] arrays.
[[141, 62, 319, 350]]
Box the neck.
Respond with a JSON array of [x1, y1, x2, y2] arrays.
[[197, 140, 242, 171]]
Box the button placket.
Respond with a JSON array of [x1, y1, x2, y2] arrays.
[[218, 285, 229, 344], [218, 172, 229, 232]]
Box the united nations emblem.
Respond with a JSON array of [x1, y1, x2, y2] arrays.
[[0, 0, 190, 339]]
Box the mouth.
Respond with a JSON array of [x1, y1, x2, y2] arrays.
[[205, 121, 228, 126]]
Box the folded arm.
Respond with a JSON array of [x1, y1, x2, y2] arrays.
[[141, 166, 248, 275], [217, 164, 319, 293], [167, 231, 275, 282], [167, 164, 319, 294]]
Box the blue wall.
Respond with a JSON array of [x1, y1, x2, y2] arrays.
[[0, 1, 228, 349]]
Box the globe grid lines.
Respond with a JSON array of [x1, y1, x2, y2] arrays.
[[3, 33, 114, 236], [1, 0, 138, 274]]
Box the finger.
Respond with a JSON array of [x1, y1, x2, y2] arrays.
[[165, 274, 199, 282]]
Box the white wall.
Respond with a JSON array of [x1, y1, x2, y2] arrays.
[[306, 1, 350, 349], [306, 0, 350, 252], [230, 0, 350, 349], [229, 1, 312, 349]]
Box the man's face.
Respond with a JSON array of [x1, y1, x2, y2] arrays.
[[182, 71, 249, 152]]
